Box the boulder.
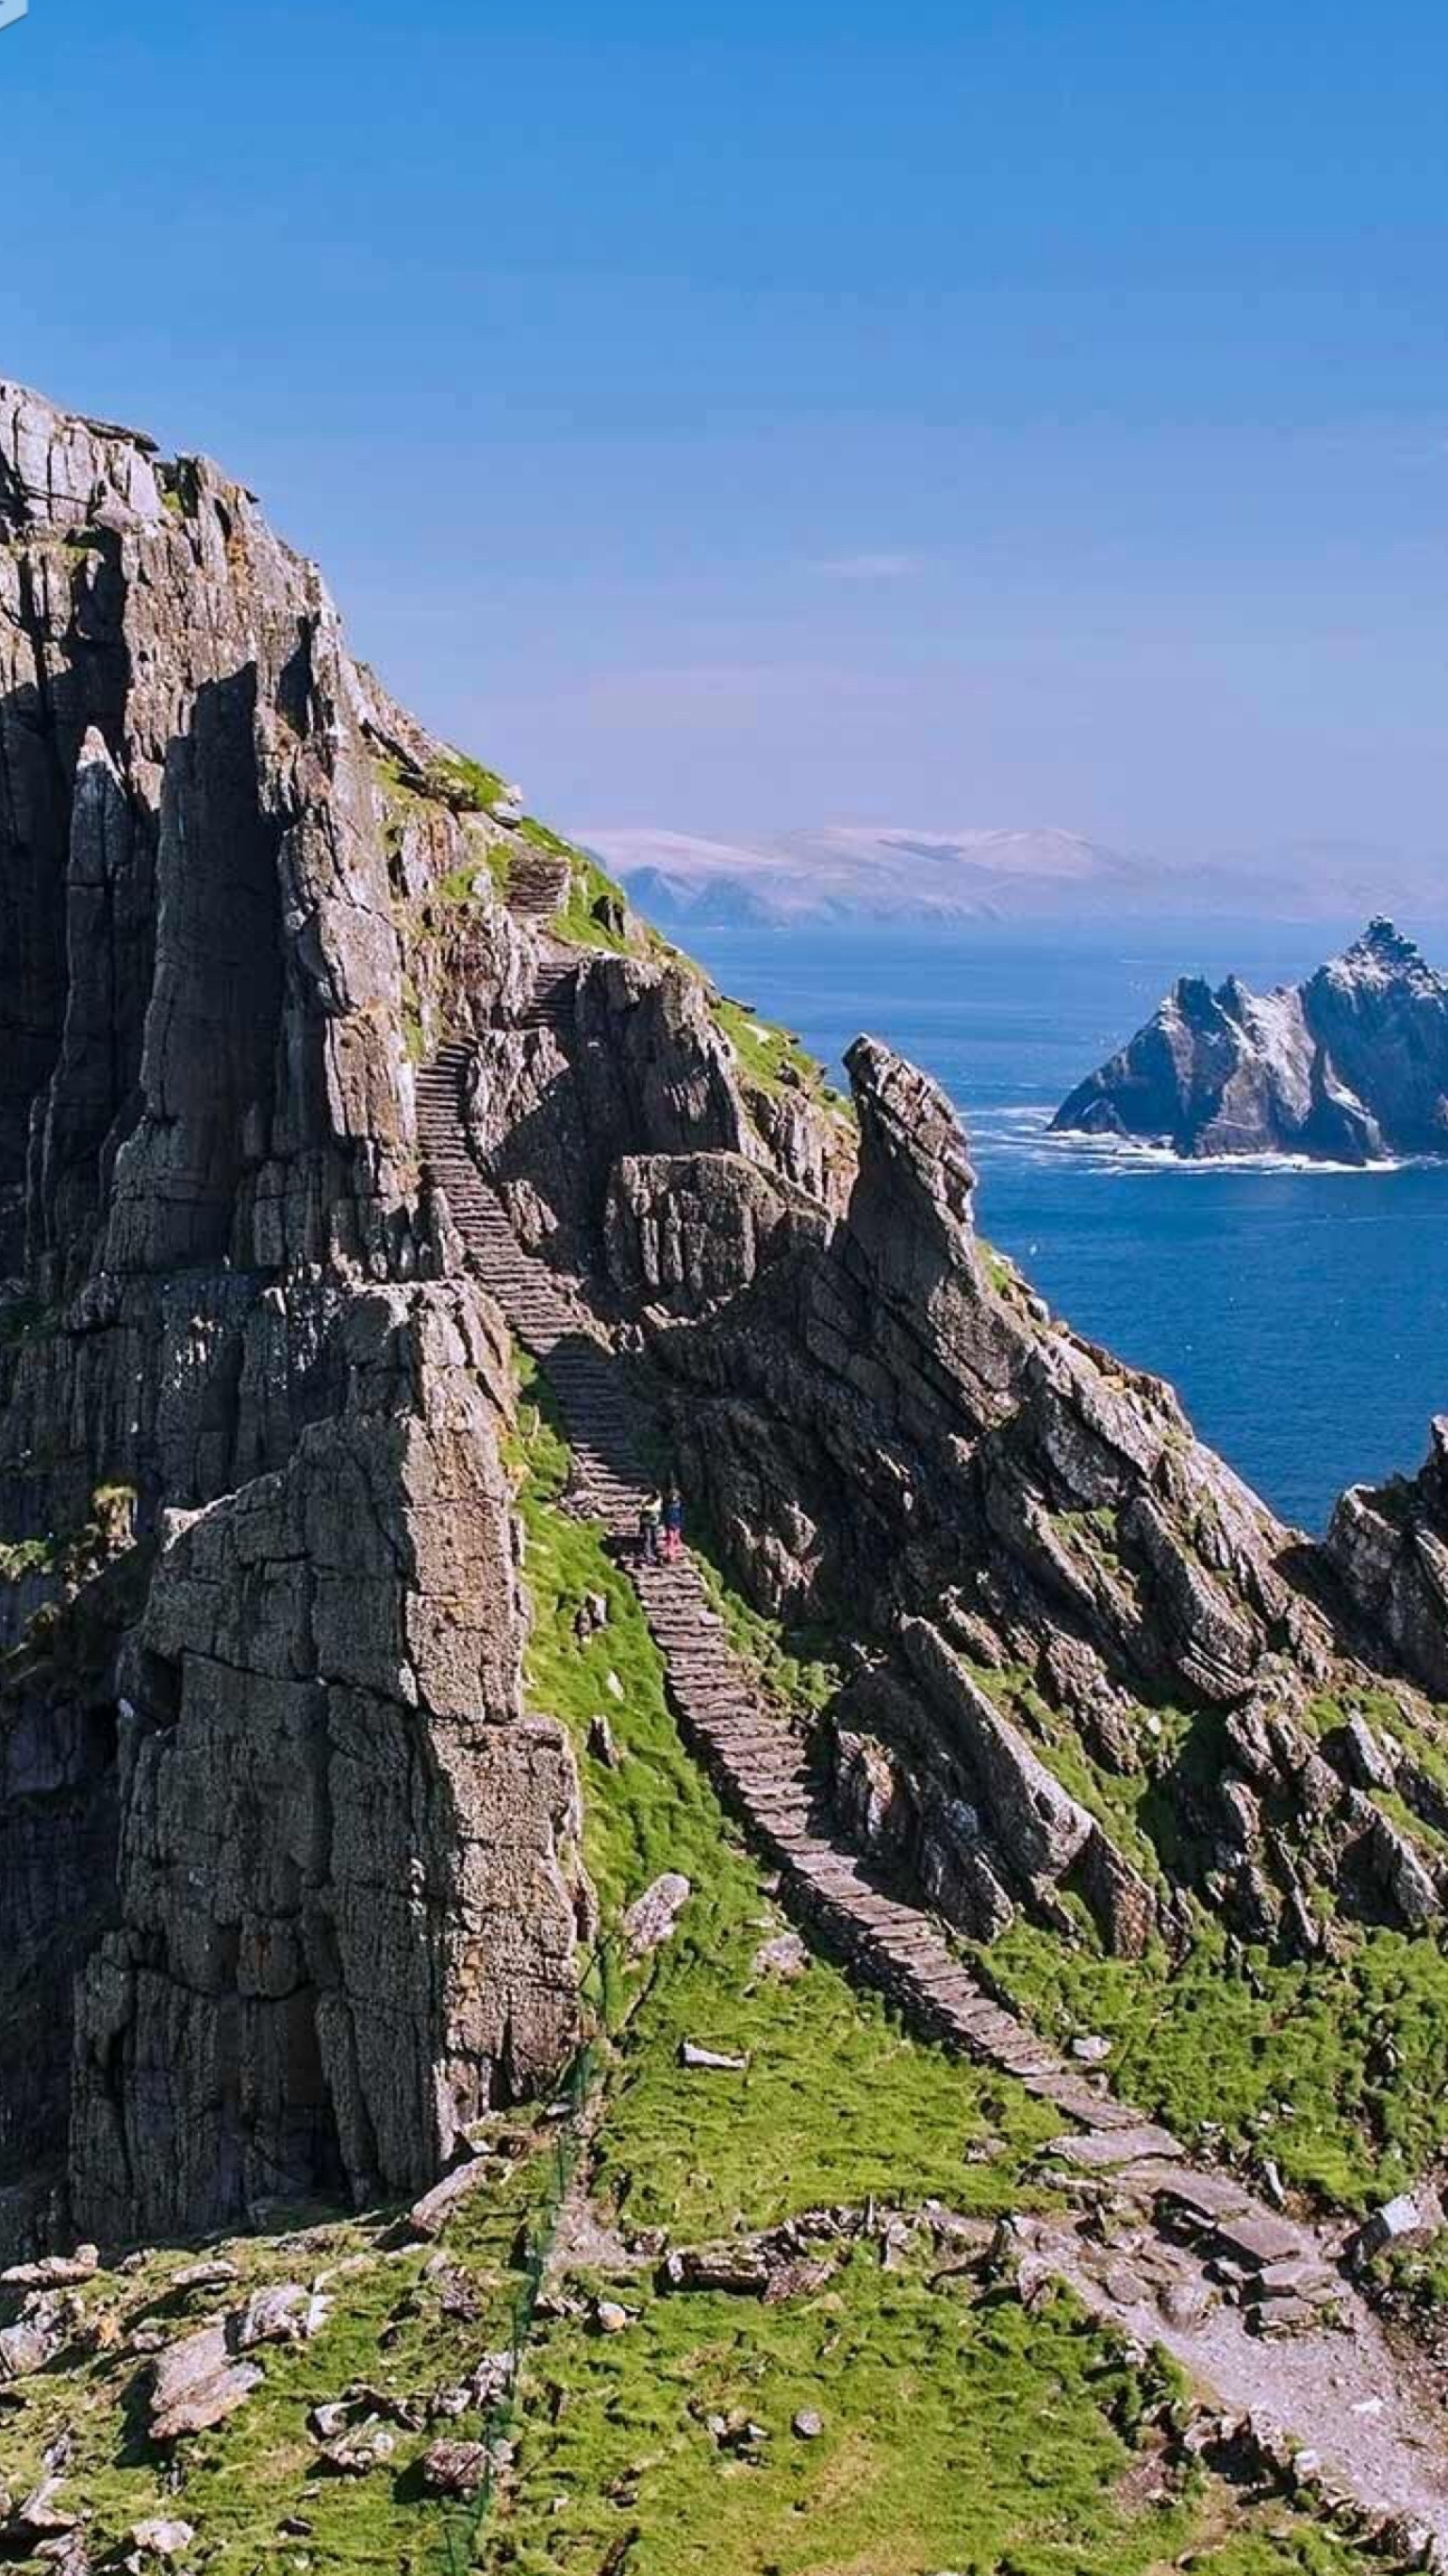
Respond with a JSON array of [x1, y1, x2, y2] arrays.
[[231, 2283, 330, 2350], [1352, 2188, 1442, 2260], [420, 2438, 501, 2499], [751, 1930, 810, 1982], [1, 2246, 98, 2290], [0, 2482, 77, 2548], [127, 2522, 195, 2561], [148, 2324, 264, 2441], [0, 2291, 80, 2380], [316, 2419, 397, 2477], [405, 2154, 494, 2241], [663, 2245, 771, 2296], [622, 1873, 692, 1957]]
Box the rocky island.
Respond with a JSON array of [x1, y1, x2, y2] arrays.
[[8, 380, 1448, 2566], [1052, 917, 1448, 1161]]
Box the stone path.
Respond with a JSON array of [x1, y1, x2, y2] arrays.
[[416, 1036, 1448, 2550], [500, 846, 573, 922]]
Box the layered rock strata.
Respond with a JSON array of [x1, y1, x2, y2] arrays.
[[0, 384, 586, 2250]]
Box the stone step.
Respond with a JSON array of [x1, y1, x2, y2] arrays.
[[422, 1098, 1255, 2226]]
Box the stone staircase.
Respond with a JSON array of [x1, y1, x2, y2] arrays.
[[405, 1037, 1448, 2539], [503, 846, 572, 923], [414, 1045, 1361, 2335], [521, 956, 579, 1035]]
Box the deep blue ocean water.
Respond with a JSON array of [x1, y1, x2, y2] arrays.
[[682, 920, 1448, 1534]]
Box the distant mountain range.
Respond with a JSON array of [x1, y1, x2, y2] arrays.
[[583, 823, 1448, 929], [584, 825, 1150, 926]]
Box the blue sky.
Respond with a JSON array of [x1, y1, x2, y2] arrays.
[[4, 0, 1447, 880]]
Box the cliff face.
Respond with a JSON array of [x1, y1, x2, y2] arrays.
[[1052, 919, 1448, 1162], [8, 378, 1448, 2274], [0, 385, 587, 2250], [608, 1040, 1448, 1960], [1327, 1421, 1448, 1703], [448, 904, 1448, 1974]]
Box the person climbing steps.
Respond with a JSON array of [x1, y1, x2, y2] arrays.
[[663, 1482, 684, 1563], [638, 1490, 664, 1565]]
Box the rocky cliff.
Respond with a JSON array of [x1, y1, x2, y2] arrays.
[[0, 383, 592, 2252], [7, 379, 1448, 2286], [1052, 918, 1448, 1161], [603, 1036, 1448, 1964]]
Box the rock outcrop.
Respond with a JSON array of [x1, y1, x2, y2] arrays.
[[1052, 919, 1448, 1162], [1326, 1421, 1448, 1701], [70, 1287, 585, 2243], [0, 382, 589, 2251], [464, 953, 853, 1275], [590, 1034, 1448, 1959]]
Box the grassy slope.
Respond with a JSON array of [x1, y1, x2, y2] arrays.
[[493, 749, 1448, 2224], [512, 1362, 1058, 2238], [962, 1676, 1448, 2211], [985, 1909, 1448, 2212], [685, 1519, 1448, 2215], [0, 2173, 551, 2571], [495, 1372, 1367, 2576], [0, 1363, 1386, 2573]]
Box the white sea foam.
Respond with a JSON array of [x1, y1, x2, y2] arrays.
[[976, 1115, 1420, 1178]]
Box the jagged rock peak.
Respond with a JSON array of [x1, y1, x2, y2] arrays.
[[845, 1033, 979, 1246], [0, 371, 492, 1292], [1053, 919, 1448, 1164], [1324, 915, 1433, 986]]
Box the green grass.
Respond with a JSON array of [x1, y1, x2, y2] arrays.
[[948, 1655, 1448, 2212], [0, 1485, 137, 1589], [0, 1534, 58, 1580], [0, 2168, 552, 2572], [495, 2262, 1361, 2576], [426, 750, 513, 815], [986, 1909, 1448, 2208], [415, 751, 639, 953], [690, 1539, 842, 1722], [982, 1244, 1020, 1295], [0, 1352, 1395, 2573], [711, 996, 820, 1101], [526, 821, 637, 954], [502, 1364, 1387, 2576], [511, 1362, 1057, 2237]]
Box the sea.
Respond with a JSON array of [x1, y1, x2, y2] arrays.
[[679, 918, 1448, 1535]]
